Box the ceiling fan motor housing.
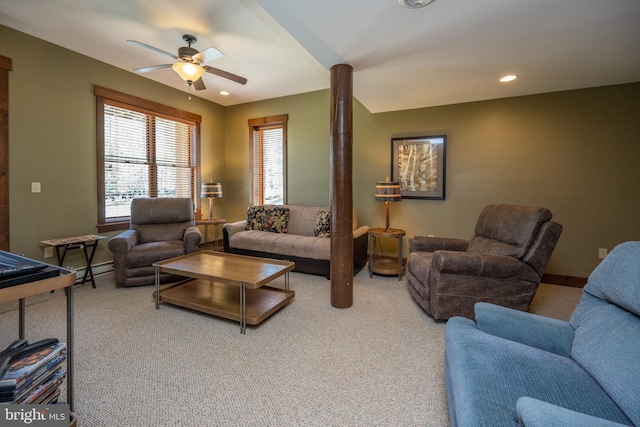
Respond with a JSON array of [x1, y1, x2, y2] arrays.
[[178, 46, 199, 62]]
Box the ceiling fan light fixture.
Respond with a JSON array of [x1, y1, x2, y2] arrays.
[[398, 0, 435, 8], [172, 61, 205, 83]]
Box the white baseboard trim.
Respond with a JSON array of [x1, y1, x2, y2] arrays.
[[73, 261, 113, 279]]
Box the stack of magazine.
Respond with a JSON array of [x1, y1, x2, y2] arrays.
[[0, 338, 67, 404]]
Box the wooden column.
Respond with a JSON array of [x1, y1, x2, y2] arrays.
[[330, 64, 354, 308]]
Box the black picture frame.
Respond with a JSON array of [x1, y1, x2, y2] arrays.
[[391, 135, 446, 200]]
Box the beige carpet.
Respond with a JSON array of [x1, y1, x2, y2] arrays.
[[0, 271, 582, 426], [529, 283, 583, 321]]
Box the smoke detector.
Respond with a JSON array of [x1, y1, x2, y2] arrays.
[[398, 0, 435, 8]]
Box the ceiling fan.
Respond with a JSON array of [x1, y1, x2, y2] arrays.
[[127, 34, 247, 91]]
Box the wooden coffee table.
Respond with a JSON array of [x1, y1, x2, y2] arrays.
[[153, 251, 295, 334]]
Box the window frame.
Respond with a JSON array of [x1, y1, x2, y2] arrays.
[[95, 86, 201, 232], [248, 114, 288, 206]]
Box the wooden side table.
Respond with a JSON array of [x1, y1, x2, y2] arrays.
[[196, 218, 226, 250], [368, 227, 405, 281]]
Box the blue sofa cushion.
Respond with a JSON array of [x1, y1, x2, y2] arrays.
[[444, 316, 632, 427], [568, 241, 640, 426], [580, 241, 640, 317], [516, 397, 631, 427]]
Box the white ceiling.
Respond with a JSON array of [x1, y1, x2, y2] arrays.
[[1, 0, 639, 113]]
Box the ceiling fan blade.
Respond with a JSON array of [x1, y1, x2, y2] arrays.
[[193, 78, 206, 91], [193, 47, 224, 64], [127, 40, 178, 60], [133, 64, 173, 74], [203, 66, 248, 85]]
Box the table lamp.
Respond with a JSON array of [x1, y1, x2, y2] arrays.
[[201, 182, 223, 221], [375, 177, 401, 232]]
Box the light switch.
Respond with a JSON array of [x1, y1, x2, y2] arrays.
[[31, 182, 41, 193]]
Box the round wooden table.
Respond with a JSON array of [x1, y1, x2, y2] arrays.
[[368, 227, 405, 281]]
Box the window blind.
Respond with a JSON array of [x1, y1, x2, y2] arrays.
[[103, 103, 196, 220], [252, 125, 284, 205], [250, 115, 287, 205]]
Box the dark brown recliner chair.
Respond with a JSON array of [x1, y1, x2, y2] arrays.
[[406, 204, 562, 320], [108, 198, 201, 287]]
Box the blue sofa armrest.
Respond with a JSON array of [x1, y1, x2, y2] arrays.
[[517, 397, 631, 427], [474, 302, 575, 357]]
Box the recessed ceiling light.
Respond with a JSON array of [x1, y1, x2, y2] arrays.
[[220, 91, 230, 96], [499, 74, 518, 83], [398, 0, 435, 8]]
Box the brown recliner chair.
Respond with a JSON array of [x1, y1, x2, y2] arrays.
[[108, 198, 201, 287], [406, 204, 562, 320]]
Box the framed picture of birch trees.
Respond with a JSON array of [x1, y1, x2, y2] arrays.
[[391, 135, 446, 200]]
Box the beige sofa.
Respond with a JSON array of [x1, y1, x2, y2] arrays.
[[223, 205, 369, 278]]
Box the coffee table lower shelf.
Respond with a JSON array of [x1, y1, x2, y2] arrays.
[[156, 279, 295, 326]]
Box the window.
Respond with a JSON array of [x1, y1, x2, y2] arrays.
[[249, 114, 288, 205], [95, 86, 201, 231]]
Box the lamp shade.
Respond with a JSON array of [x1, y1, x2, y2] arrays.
[[172, 61, 205, 82], [201, 182, 222, 199], [375, 179, 401, 202]]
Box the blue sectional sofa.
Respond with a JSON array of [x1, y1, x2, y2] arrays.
[[444, 241, 640, 426]]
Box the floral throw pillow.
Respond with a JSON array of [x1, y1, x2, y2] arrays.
[[246, 206, 266, 231], [263, 206, 289, 233], [314, 210, 331, 238], [245, 206, 289, 233]]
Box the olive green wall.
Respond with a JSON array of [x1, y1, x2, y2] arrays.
[[367, 84, 640, 277], [225, 83, 640, 278], [3, 24, 639, 279], [1, 25, 226, 268], [224, 90, 331, 220]]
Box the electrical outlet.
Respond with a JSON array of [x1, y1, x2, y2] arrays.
[[31, 182, 41, 193], [44, 247, 53, 258], [598, 248, 608, 259]]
